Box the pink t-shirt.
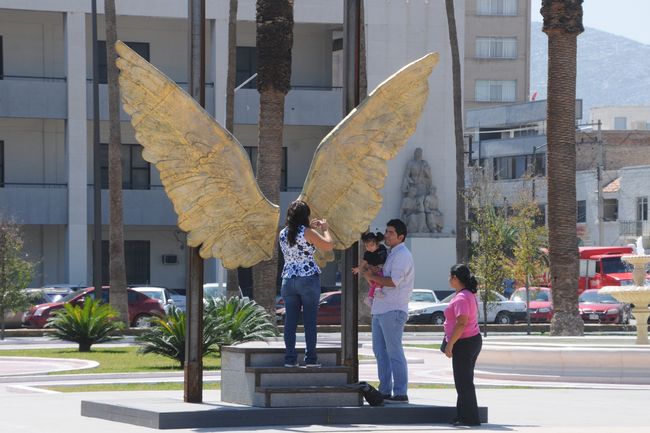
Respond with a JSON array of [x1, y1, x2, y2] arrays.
[[443, 289, 480, 341]]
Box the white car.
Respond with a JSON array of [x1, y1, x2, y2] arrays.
[[408, 291, 527, 325], [131, 286, 179, 313], [408, 289, 440, 318]]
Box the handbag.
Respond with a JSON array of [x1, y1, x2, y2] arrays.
[[358, 381, 385, 406], [440, 337, 448, 353]]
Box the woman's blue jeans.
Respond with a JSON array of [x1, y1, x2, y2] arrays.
[[281, 274, 321, 365]]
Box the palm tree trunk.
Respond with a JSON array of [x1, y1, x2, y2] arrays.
[[225, 0, 240, 299], [542, 0, 584, 336], [253, 89, 285, 312], [445, 0, 468, 263], [105, 0, 128, 323], [253, 0, 293, 313]]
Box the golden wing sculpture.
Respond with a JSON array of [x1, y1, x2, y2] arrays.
[[299, 53, 439, 258], [115, 41, 279, 269], [116, 40, 438, 269]]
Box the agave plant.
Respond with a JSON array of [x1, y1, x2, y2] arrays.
[[136, 306, 221, 368], [47, 298, 124, 352], [204, 296, 278, 350]]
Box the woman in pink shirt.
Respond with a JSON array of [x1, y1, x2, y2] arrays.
[[443, 264, 482, 427]]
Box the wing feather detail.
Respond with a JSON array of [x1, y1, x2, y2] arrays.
[[115, 41, 279, 269], [299, 53, 439, 252]]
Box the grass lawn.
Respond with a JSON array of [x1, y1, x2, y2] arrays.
[[41, 382, 222, 393], [0, 346, 221, 374], [404, 344, 441, 350]]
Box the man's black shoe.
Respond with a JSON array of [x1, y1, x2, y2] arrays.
[[381, 394, 392, 400], [384, 395, 409, 403]]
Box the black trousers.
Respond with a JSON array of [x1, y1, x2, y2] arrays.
[[452, 333, 482, 424]]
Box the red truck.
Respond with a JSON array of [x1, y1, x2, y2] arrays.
[[578, 246, 646, 292]]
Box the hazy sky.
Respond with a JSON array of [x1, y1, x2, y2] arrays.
[[531, 0, 650, 45]]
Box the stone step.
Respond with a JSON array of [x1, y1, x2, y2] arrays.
[[245, 365, 354, 387], [222, 344, 341, 367], [254, 385, 363, 408]]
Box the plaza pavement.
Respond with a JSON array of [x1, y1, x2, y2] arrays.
[[1, 333, 649, 432]]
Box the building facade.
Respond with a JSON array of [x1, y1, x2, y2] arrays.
[[467, 99, 650, 248], [0, 0, 463, 292], [464, 0, 531, 110]]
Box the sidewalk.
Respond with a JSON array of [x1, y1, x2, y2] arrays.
[[1, 387, 648, 433]]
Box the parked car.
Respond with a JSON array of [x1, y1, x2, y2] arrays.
[[578, 288, 630, 324], [22, 286, 166, 328], [408, 289, 440, 318], [510, 287, 554, 322], [408, 291, 527, 325], [131, 286, 178, 313], [276, 290, 342, 325], [2, 287, 74, 329]]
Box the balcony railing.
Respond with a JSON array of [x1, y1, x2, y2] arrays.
[[619, 220, 650, 236]]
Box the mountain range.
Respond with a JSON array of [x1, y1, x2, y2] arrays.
[[530, 21, 650, 121]]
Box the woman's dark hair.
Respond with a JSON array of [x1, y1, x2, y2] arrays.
[[361, 231, 384, 244], [450, 263, 478, 293], [285, 200, 311, 246]]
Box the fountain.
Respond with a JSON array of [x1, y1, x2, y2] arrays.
[[601, 237, 650, 344]]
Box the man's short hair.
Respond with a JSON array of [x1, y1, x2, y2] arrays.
[[387, 218, 407, 240]]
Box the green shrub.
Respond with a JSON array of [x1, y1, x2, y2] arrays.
[[136, 298, 278, 367], [47, 298, 124, 352], [204, 296, 278, 349], [136, 306, 222, 368]]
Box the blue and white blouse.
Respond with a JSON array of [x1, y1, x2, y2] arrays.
[[279, 225, 320, 278]]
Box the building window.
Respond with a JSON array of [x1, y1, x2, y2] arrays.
[[603, 199, 618, 222], [637, 197, 648, 221], [0, 140, 4, 187], [98, 41, 149, 84], [576, 200, 586, 223], [236, 47, 257, 89], [475, 80, 516, 102], [101, 240, 150, 285], [477, 0, 518, 16], [244, 146, 287, 191], [475, 37, 517, 59], [100, 143, 150, 190], [493, 153, 545, 180]]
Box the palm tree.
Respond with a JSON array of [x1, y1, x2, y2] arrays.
[[225, 0, 240, 299], [541, 0, 584, 336], [252, 0, 294, 312], [104, 0, 128, 322], [445, 0, 468, 263]]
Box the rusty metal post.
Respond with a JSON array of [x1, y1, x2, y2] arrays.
[[341, 0, 361, 384], [184, 0, 206, 403]]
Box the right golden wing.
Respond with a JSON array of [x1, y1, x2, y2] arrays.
[[115, 41, 279, 269]]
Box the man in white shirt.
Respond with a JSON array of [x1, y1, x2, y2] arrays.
[[364, 218, 414, 403]]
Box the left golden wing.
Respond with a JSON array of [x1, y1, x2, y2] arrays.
[[115, 41, 279, 269], [299, 52, 439, 252]]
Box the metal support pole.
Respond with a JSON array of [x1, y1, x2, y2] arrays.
[[341, 0, 360, 384], [91, 0, 102, 291], [596, 120, 604, 246], [184, 0, 206, 403]]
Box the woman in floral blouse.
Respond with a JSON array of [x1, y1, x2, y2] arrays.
[[278, 200, 333, 367]]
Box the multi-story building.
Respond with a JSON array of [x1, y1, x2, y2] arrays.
[[467, 99, 650, 247], [0, 1, 460, 292], [464, 0, 531, 110]]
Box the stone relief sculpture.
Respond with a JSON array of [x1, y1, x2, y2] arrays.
[[400, 148, 443, 234], [401, 186, 426, 234], [423, 186, 444, 233], [115, 41, 439, 268]]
